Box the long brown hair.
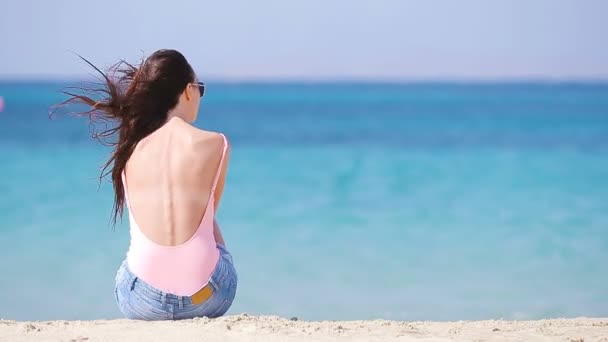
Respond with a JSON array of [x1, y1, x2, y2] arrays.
[[51, 49, 196, 228]]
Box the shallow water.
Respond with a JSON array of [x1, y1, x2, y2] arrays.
[[1, 81, 607, 320]]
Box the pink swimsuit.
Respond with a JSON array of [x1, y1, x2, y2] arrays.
[[121, 133, 228, 296]]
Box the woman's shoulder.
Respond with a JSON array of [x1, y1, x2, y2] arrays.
[[188, 127, 229, 153], [162, 118, 228, 148]]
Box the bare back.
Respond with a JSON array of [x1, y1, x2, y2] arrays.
[[123, 117, 230, 246]]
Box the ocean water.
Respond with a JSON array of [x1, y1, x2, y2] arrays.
[[0, 81, 607, 321]]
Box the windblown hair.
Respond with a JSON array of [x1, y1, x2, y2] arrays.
[[51, 49, 196, 227]]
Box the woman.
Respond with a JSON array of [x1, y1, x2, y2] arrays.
[[55, 49, 237, 320]]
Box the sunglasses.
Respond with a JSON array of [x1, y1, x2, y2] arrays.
[[192, 81, 206, 98]]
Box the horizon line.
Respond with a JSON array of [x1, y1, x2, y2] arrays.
[[1, 75, 608, 85]]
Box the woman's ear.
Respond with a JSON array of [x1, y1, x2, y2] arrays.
[[184, 84, 193, 101]]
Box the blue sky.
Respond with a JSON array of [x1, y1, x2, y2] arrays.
[[0, 0, 607, 80]]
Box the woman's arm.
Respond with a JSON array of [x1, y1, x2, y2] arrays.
[[213, 135, 231, 213], [213, 133, 230, 246], [213, 218, 226, 246]]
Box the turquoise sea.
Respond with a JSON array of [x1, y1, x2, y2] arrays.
[[0, 81, 607, 321]]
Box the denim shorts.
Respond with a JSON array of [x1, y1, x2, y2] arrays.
[[114, 243, 238, 320]]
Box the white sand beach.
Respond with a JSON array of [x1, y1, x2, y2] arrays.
[[1, 314, 607, 342]]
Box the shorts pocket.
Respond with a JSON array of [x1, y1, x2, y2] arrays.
[[115, 277, 169, 320], [124, 298, 169, 320], [129, 288, 170, 318]]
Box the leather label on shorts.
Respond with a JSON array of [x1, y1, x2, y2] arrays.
[[191, 285, 213, 305]]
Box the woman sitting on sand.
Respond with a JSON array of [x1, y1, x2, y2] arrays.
[[55, 49, 237, 320]]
